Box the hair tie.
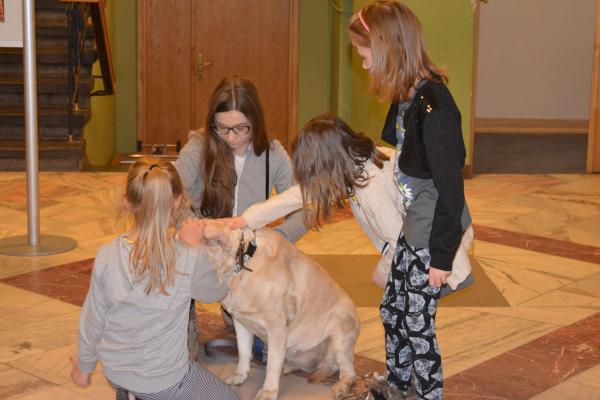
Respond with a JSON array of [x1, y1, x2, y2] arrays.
[[358, 9, 370, 33], [143, 164, 160, 179]]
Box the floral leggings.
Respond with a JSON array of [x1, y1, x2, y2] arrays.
[[380, 235, 443, 400]]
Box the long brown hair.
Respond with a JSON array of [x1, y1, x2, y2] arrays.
[[349, 0, 447, 102], [126, 157, 184, 295], [201, 76, 269, 218], [292, 113, 389, 229]]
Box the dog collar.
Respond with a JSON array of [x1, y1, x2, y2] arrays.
[[233, 232, 256, 274]]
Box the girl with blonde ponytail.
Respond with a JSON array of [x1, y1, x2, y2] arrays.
[[71, 158, 238, 400]]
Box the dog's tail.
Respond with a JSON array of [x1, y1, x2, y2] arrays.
[[308, 366, 337, 383]]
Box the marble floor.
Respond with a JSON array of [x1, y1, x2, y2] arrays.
[[0, 171, 599, 399]]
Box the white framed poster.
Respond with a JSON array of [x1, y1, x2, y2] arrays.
[[0, 0, 23, 48]]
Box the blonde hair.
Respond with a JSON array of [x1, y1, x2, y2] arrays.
[[349, 0, 447, 102], [292, 113, 389, 229], [125, 158, 184, 295]]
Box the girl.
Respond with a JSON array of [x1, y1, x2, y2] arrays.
[[176, 76, 306, 243], [176, 76, 307, 361], [350, 2, 472, 399], [70, 158, 238, 400], [223, 114, 472, 295]]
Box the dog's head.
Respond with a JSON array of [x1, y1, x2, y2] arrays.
[[203, 221, 254, 278]]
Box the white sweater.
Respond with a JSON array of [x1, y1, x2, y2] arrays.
[[243, 147, 472, 288]]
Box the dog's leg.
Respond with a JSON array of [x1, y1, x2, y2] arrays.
[[329, 317, 358, 399], [255, 324, 287, 400], [224, 319, 253, 386]]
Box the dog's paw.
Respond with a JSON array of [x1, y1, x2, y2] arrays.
[[330, 380, 352, 399], [254, 388, 278, 400], [225, 371, 248, 386]]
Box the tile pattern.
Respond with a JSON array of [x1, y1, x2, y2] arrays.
[[1, 172, 600, 399], [445, 313, 600, 399]]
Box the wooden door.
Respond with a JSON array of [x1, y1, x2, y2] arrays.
[[138, 0, 298, 149], [587, 0, 600, 172]]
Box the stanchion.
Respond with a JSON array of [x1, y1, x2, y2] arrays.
[[0, 0, 76, 256]]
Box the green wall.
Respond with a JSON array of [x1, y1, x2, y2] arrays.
[[114, 0, 138, 155], [84, 0, 137, 166], [349, 0, 475, 161], [83, 0, 115, 166], [84, 0, 475, 165], [297, 1, 334, 131]]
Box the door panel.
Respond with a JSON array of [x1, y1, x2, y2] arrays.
[[140, 0, 194, 145], [193, 1, 292, 146], [139, 0, 296, 148]]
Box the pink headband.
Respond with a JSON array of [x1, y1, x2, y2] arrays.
[[357, 9, 370, 32]]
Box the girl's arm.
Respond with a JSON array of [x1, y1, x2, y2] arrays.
[[267, 141, 308, 243], [423, 108, 466, 271], [190, 246, 229, 303], [175, 132, 205, 215], [77, 247, 110, 378], [242, 185, 303, 230]]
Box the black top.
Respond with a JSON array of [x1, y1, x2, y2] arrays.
[[382, 80, 468, 270]]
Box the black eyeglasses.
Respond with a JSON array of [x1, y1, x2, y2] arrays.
[[212, 124, 252, 136]]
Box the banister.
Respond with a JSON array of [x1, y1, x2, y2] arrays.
[[61, 0, 115, 94]]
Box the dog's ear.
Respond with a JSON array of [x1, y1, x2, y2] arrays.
[[203, 222, 232, 248]]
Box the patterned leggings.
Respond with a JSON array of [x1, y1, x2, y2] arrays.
[[380, 235, 443, 400], [130, 362, 239, 400]]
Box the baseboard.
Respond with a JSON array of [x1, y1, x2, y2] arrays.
[[475, 118, 588, 135]]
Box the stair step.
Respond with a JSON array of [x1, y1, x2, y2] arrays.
[[0, 125, 83, 140], [36, 0, 69, 10], [0, 139, 86, 171], [0, 40, 96, 65], [0, 63, 92, 78], [0, 92, 90, 109], [0, 74, 92, 94], [36, 9, 95, 38], [0, 106, 89, 140]]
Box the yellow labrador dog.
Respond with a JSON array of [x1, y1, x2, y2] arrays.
[[202, 222, 360, 400]]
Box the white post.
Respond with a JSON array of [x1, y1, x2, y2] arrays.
[[23, 0, 39, 246], [0, 0, 77, 256]]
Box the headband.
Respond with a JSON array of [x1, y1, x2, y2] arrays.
[[358, 9, 370, 32]]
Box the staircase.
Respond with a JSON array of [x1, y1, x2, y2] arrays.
[[0, 0, 112, 171]]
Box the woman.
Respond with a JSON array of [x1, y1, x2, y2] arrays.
[[176, 76, 306, 362], [176, 75, 306, 242]]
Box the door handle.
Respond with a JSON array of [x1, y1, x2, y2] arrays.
[[197, 54, 213, 81]]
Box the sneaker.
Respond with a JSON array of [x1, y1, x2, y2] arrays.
[[252, 336, 268, 364], [115, 388, 129, 400]]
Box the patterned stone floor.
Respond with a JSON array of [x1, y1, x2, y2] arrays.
[[0, 171, 599, 399]]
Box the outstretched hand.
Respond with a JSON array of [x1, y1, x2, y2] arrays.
[[70, 355, 91, 388], [179, 217, 205, 246], [218, 216, 248, 230]]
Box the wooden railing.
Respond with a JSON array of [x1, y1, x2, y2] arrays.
[[61, 0, 115, 94], [60, 0, 115, 138]]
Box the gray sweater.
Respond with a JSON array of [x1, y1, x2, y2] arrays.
[[77, 235, 228, 393], [175, 131, 307, 243]]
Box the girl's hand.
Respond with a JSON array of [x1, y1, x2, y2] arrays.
[[70, 355, 91, 388], [371, 269, 386, 289], [179, 217, 205, 246], [428, 267, 450, 288], [218, 216, 248, 230]]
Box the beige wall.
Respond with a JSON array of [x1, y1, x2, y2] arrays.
[[476, 0, 596, 120]]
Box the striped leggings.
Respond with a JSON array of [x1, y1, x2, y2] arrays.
[[129, 362, 239, 400]]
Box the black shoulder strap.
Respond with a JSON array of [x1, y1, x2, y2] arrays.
[[265, 146, 270, 200]]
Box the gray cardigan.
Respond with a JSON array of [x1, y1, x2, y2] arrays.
[[175, 131, 307, 243], [77, 236, 228, 393]]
